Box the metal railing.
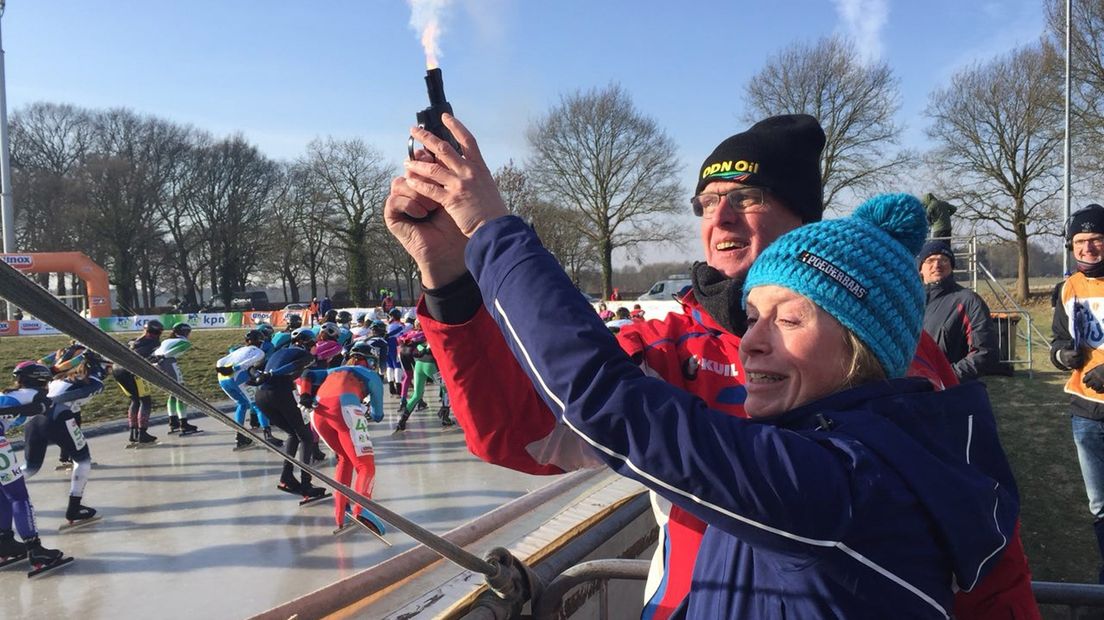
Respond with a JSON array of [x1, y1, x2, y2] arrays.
[[531, 561, 1104, 620]]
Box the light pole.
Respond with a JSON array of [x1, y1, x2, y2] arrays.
[[1064, 0, 1072, 276], [0, 0, 14, 320]]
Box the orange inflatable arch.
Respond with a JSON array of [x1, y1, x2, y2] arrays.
[[1, 252, 111, 318]]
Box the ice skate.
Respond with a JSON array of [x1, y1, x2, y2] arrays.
[[178, 419, 201, 435], [333, 508, 390, 544], [25, 538, 74, 578], [134, 428, 159, 447], [0, 530, 27, 567], [54, 460, 74, 472], [298, 484, 331, 506], [60, 497, 101, 533], [416, 400, 428, 411], [276, 477, 303, 497], [248, 412, 260, 430], [310, 444, 327, 464], [233, 433, 257, 452], [262, 428, 283, 448], [438, 406, 454, 427], [396, 398, 407, 414], [167, 417, 181, 434], [124, 427, 139, 449]]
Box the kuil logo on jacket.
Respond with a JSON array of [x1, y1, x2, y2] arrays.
[[684, 354, 738, 379]]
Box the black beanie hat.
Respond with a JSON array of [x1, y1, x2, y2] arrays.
[[917, 239, 956, 270], [1067, 204, 1104, 243], [695, 114, 827, 223]]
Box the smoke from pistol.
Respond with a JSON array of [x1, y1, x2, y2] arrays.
[[407, 0, 461, 159]]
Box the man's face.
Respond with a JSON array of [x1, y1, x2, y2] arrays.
[[698, 181, 802, 280], [1073, 232, 1104, 264], [919, 254, 953, 284]]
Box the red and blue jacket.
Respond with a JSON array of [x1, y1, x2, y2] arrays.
[[420, 216, 1037, 619]]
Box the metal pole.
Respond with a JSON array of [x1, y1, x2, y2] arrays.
[[0, 1, 14, 321], [1064, 0, 1072, 275]]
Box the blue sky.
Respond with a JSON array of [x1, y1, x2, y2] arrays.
[[2, 0, 1049, 262]]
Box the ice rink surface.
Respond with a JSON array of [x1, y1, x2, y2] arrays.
[[0, 395, 561, 619]]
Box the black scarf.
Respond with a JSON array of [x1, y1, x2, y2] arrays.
[[1077, 259, 1104, 279], [690, 261, 747, 336]]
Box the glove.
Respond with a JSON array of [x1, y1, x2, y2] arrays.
[[1085, 365, 1104, 393], [298, 393, 314, 408], [1057, 348, 1085, 370], [249, 370, 271, 386], [216, 366, 234, 377], [33, 391, 52, 415]]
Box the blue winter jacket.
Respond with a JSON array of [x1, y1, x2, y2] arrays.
[[466, 216, 1019, 619]]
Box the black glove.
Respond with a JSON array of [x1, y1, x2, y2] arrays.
[[1085, 365, 1104, 393], [216, 366, 234, 377], [1057, 348, 1085, 370], [298, 393, 314, 408], [35, 390, 52, 410], [248, 370, 271, 386]]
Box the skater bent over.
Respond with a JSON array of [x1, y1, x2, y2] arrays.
[[255, 328, 326, 500], [397, 330, 453, 431], [154, 322, 199, 435], [0, 362, 72, 576], [301, 342, 386, 535], [217, 330, 281, 450], [23, 351, 106, 527], [112, 320, 163, 446]]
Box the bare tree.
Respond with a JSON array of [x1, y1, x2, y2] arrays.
[[10, 102, 95, 282], [526, 84, 682, 298], [299, 138, 393, 306], [495, 160, 592, 285], [1047, 0, 1104, 192], [183, 135, 278, 307], [79, 109, 188, 311], [743, 36, 910, 212], [925, 42, 1065, 301], [262, 163, 310, 303]]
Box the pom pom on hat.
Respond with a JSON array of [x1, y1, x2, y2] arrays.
[[743, 193, 927, 379]]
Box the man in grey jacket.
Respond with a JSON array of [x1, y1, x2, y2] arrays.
[[917, 240, 1000, 380]]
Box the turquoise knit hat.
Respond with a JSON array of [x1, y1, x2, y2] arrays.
[[742, 193, 927, 378]]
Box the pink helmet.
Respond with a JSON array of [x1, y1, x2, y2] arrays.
[[313, 340, 343, 362]]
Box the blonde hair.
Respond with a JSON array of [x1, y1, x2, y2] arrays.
[[840, 330, 886, 389]]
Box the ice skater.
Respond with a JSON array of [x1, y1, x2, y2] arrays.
[[153, 322, 200, 435], [0, 362, 73, 576], [255, 328, 328, 502], [300, 342, 386, 536], [112, 320, 163, 447], [23, 350, 106, 529], [216, 330, 283, 450]]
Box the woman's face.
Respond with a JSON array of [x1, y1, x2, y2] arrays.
[[739, 285, 851, 419]]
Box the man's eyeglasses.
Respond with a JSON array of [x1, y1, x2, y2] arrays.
[[1073, 236, 1104, 250], [691, 187, 770, 218]]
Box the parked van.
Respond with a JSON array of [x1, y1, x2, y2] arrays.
[[637, 275, 692, 301]]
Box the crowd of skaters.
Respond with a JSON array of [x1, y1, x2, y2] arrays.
[[0, 299, 454, 574]]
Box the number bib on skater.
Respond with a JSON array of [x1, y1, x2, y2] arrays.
[[65, 418, 87, 451], [341, 403, 374, 456], [0, 437, 23, 484]]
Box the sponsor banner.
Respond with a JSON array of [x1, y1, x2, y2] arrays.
[[1, 255, 33, 269], [17, 320, 60, 336], [100, 316, 134, 332], [7, 311, 252, 337], [196, 312, 242, 328], [243, 311, 275, 327]]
